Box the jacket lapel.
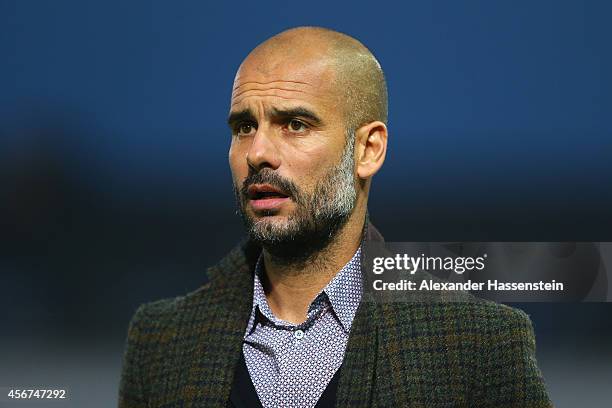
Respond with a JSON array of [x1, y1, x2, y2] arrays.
[[335, 222, 384, 407], [335, 293, 379, 407]]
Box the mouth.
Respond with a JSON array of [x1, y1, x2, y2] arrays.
[[246, 184, 291, 212]]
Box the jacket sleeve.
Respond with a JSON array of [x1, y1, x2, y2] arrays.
[[118, 304, 149, 408], [474, 307, 553, 407]]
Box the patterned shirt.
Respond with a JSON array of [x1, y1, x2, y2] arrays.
[[243, 247, 363, 408]]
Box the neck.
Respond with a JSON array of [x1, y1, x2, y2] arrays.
[[261, 209, 366, 324]]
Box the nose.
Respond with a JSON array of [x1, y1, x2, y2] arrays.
[[246, 126, 281, 172]]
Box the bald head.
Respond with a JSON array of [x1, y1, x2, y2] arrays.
[[235, 27, 388, 133]]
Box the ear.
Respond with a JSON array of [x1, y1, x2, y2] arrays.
[[355, 121, 387, 179]]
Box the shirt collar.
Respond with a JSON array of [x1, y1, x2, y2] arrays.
[[321, 246, 362, 332], [244, 246, 363, 337]]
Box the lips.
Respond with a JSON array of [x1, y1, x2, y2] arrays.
[[246, 184, 290, 211], [247, 184, 289, 200]]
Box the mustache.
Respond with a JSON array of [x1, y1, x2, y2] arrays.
[[239, 169, 301, 201]]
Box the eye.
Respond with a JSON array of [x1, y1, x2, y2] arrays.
[[288, 119, 307, 133], [236, 122, 256, 136]]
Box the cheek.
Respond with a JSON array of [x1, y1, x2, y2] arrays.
[[285, 147, 339, 188]]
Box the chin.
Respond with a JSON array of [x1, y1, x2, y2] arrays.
[[251, 214, 291, 229]]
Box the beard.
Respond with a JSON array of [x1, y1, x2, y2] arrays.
[[233, 133, 357, 265]]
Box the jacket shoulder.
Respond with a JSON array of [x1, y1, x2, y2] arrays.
[[118, 239, 257, 407], [118, 282, 219, 407], [382, 298, 537, 360], [378, 299, 551, 406]]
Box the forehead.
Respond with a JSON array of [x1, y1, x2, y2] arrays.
[[230, 56, 339, 111]]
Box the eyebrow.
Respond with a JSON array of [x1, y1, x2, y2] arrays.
[[271, 107, 323, 126], [227, 109, 255, 127], [227, 106, 323, 128]]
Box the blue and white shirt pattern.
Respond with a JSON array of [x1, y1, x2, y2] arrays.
[[243, 247, 363, 408]]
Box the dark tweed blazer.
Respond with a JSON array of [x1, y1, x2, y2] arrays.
[[119, 224, 552, 407]]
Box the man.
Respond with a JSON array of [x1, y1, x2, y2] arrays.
[[119, 27, 552, 407]]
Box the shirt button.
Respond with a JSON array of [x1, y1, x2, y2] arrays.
[[294, 329, 304, 340]]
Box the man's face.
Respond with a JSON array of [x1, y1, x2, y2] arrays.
[[228, 53, 357, 259]]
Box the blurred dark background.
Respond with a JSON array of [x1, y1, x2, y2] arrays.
[[1, 1, 611, 407]]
